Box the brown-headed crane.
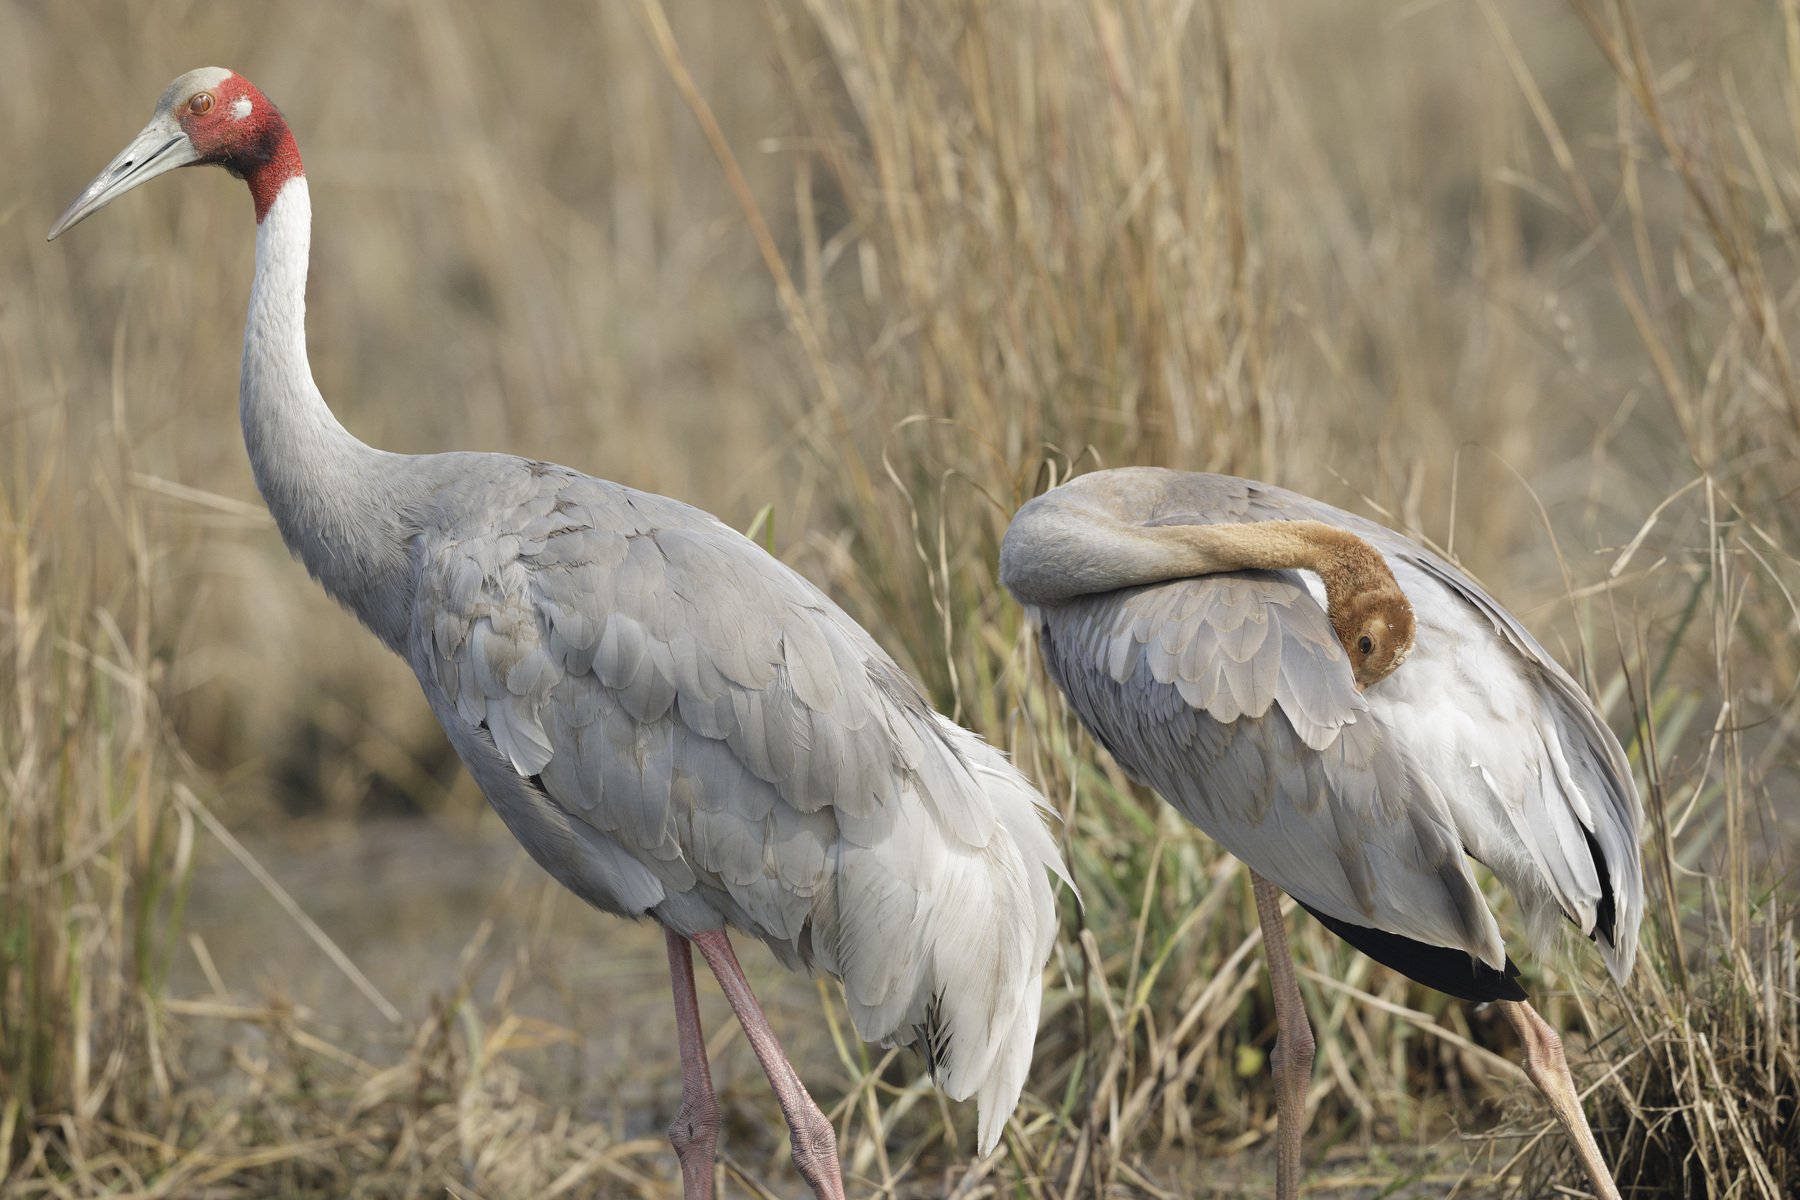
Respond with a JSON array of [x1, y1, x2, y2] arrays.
[[1001, 467, 1641, 1200]]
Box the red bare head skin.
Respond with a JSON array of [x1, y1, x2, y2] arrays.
[[45, 68, 307, 242], [175, 72, 303, 222]]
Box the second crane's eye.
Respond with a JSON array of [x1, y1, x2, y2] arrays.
[[1357, 635, 1374, 655], [189, 92, 215, 116]]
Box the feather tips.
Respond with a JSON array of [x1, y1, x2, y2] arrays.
[[1038, 568, 1509, 970], [409, 459, 1067, 1150], [1013, 466, 1643, 989]]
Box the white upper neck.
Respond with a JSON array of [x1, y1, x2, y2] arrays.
[[240, 178, 422, 650]]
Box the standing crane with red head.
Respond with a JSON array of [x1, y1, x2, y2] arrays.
[[50, 68, 1073, 1200]]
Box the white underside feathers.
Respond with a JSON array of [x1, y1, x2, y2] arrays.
[[817, 716, 1067, 1156]]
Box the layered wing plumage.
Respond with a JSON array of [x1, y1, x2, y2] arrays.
[[1007, 467, 1642, 990], [1034, 569, 1509, 974], [408, 457, 1067, 1150]]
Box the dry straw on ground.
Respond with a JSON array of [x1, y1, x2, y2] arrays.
[[2, 0, 1795, 1196]]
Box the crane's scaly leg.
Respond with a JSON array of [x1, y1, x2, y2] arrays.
[[691, 929, 845, 1200], [665, 928, 721, 1200], [1252, 871, 1315, 1200], [1497, 1000, 1622, 1200]]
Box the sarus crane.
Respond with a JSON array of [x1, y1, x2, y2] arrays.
[[49, 68, 1071, 1200], [1001, 466, 1641, 1200]]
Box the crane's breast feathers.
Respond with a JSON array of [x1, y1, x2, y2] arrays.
[[1035, 570, 1507, 966], [406, 468, 1009, 933]]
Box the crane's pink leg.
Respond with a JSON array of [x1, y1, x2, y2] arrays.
[[1251, 871, 1315, 1200], [1497, 1000, 1622, 1200], [691, 929, 845, 1200], [665, 928, 720, 1200]]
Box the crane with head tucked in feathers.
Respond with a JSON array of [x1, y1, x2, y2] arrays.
[[1002, 466, 1641, 1200], [50, 67, 1072, 1200]]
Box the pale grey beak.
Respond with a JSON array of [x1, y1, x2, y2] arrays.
[[47, 113, 201, 241]]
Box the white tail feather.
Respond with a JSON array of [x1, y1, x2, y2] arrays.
[[828, 717, 1069, 1155]]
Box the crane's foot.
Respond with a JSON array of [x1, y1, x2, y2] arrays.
[[1498, 1000, 1622, 1200], [692, 928, 847, 1200], [665, 928, 721, 1200]]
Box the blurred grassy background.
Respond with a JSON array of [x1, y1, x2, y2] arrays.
[[2, 0, 1796, 1195]]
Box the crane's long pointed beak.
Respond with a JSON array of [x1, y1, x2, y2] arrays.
[[48, 115, 200, 241]]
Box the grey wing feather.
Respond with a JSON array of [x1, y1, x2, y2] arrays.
[[1240, 472, 1641, 971], [413, 467, 900, 935], [406, 459, 1067, 1151], [1035, 571, 1507, 967], [1396, 550, 1644, 977], [1019, 466, 1642, 981]]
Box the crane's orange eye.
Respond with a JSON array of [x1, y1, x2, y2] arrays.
[[188, 92, 215, 116]]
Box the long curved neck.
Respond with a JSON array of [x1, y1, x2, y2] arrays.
[[1002, 502, 1385, 611], [1162, 520, 1389, 598], [242, 177, 420, 650]]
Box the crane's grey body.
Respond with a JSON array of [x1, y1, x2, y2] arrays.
[[405, 460, 1039, 954], [237, 168, 1063, 1143], [1003, 467, 1642, 981], [50, 69, 1065, 1190]]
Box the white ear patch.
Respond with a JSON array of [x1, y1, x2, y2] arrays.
[[232, 96, 253, 120]]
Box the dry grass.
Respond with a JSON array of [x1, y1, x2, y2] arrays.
[[2, 0, 1796, 1196]]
